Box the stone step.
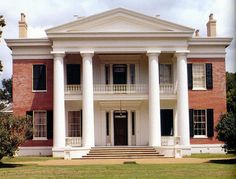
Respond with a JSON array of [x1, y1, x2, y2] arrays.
[[82, 155, 165, 159]]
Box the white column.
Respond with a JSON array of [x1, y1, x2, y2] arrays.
[[110, 111, 114, 146], [128, 110, 132, 146], [81, 51, 95, 148], [147, 51, 161, 147], [176, 52, 190, 146], [52, 51, 66, 149]]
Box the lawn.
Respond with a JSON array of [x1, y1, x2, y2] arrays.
[[0, 161, 235, 178]]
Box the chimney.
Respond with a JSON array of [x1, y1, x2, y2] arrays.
[[18, 13, 27, 38], [206, 13, 216, 37], [195, 29, 200, 37]]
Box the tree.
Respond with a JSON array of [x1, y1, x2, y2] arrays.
[[226, 72, 236, 115], [0, 112, 32, 160], [0, 77, 12, 103], [0, 15, 5, 72], [216, 113, 236, 152]]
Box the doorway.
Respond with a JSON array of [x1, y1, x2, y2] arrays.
[[113, 64, 127, 84], [113, 110, 128, 145]]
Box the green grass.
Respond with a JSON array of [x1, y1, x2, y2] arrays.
[[0, 162, 235, 178], [185, 153, 236, 159], [1, 156, 59, 162]]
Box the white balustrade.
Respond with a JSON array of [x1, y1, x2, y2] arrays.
[[161, 136, 180, 146], [65, 137, 82, 147], [65, 84, 175, 95]]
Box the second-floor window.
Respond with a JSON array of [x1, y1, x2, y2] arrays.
[[33, 64, 46, 91], [192, 64, 206, 89], [159, 64, 172, 84]]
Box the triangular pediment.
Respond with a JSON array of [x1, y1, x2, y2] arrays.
[[46, 8, 194, 34]]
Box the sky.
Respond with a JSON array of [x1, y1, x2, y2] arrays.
[[0, 0, 235, 81]]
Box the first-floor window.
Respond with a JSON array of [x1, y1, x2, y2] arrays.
[[68, 111, 82, 137], [193, 109, 206, 136], [34, 111, 47, 139]]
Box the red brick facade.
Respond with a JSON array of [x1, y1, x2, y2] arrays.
[[188, 58, 226, 144], [13, 59, 53, 146], [12, 58, 226, 147]]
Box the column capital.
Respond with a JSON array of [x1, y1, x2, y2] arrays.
[[175, 50, 190, 58], [146, 50, 161, 57], [51, 51, 65, 58], [80, 51, 94, 58]]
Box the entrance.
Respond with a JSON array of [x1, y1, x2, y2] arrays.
[[114, 110, 128, 145]]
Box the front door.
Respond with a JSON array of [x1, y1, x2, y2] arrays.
[[114, 111, 128, 145]]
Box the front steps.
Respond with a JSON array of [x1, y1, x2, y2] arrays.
[[82, 146, 164, 159]]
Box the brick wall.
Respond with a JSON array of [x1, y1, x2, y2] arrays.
[[13, 59, 53, 146], [188, 58, 226, 144]]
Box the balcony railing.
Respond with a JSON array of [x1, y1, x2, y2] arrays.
[[65, 84, 175, 95]]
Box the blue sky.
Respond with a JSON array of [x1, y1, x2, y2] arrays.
[[0, 0, 235, 81]]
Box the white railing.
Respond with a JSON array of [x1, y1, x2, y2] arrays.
[[65, 84, 175, 95], [65, 137, 82, 147], [161, 136, 180, 146], [160, 84, 174, 94], [94, 84, 148, 94], [65, 85, 82, 94]]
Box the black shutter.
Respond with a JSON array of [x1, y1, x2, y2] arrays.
[[206, 63, 213, 89], [26, 111, 33, 139], [207, 109, 214, 137], [187, 64, 193, 89], [39, 65, 46, 90], [189, 109, 194, 137], [47, 111, 53, 139]]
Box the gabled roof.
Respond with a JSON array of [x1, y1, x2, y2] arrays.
[[46, 8, 194, 37]]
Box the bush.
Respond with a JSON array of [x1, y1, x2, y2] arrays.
[[0, 113, 32, 160], [216, 112, 236, 152]]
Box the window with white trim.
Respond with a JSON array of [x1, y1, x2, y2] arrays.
[[159, 64, 172, 84], [193, 109, 207, 136], [68, 111, 81, 137], [33, 111, 47, 139], [192, 64, 206, 89]]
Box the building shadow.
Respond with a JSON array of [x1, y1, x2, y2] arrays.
[[207, 158, 236, 164]]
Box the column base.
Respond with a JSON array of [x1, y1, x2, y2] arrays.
[[52, 147, 91, 159]]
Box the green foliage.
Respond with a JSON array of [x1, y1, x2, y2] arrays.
[[0, 77, 12, 103], [226, 72, 236, 115], [216, 112, 236, 152], [0, 113, 32, 160]]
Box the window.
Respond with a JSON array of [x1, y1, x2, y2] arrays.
[[130, 64, 135, 84], [192, 64, 206, 89], [193, 110, 207, 136], [106, 112, 109, 136], [67, 64, 80, 84], [33, 111, 47, 139], [33, 65, 46, 91], [68, 111, 82, 137], [159, 64, 172, 84], [131, 111, 135, 135]]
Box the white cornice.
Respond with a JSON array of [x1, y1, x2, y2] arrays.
[[189, 37, 232, 47], [5, 38, 52, 48], [47, 31, 193, 39]]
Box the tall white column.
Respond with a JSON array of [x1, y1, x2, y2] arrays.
[[81, 51, 95, 148], [176, 52, 190, 146], [147, 51, 161, 147], [52, 51, 66, 149]]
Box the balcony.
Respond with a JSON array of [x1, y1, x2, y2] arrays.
[[65, 84, 176, 100]]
